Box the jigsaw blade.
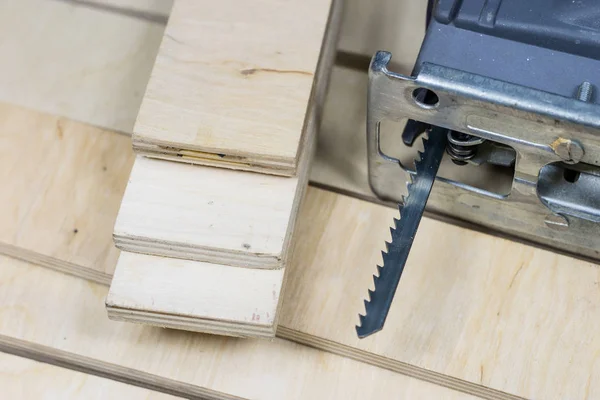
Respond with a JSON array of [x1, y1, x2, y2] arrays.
[[356, 127, 448, 339]]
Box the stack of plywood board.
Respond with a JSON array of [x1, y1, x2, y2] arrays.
[[1, 0, 600, 399], [104, 0, 343, 338]]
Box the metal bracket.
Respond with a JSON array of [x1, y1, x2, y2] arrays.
[[367, 51, 600, 259]]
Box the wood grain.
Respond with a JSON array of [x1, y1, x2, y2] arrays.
[[132, 0, 337, 175], [106, 251, 284, 337], [0, 102, 134, 283], [0, 352, 178, 400], [113, 156, 296, 269], [279, 187, 600, 400], [3, 111, 598, 398], [106, 0, 342, 333], [0, 0, 165, 133], [0, 256, 476, 400]]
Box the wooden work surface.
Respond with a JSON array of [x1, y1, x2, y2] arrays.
[[279, 188, 600, 400], [2, 103, 599, 399], [0, 0, 166, 133], [0, 256, 476, 400], [0, 102, 133, 284], [0, 1, 598, 399]]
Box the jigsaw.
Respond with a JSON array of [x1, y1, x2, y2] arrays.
[[358, 0, 600, 338]]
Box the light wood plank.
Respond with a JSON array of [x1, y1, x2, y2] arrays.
[[106, 9, 337, 332], [113, 156, 296, 269], [0, 352, 178, 400], [132, 0, 338, 175], [114, 0, 341, 268], [106, 251, 284, 337], [0, 257, 476, 400], [0, 102, 134, 283], [0, 0, 165, 133]]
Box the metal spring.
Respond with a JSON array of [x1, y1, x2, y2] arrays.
[[446, 131, 485, 165]]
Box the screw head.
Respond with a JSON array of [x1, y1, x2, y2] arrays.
[[544, 214, 569, 231], [552, 138, 584, 164]]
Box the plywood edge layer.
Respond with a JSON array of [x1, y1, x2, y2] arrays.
[[112, 236, 282, 270], [132, 141, 297, 176], [106, 307, 275, 339], [0, 243, 112, 286], [0, 352, 178, 400], [0, 335, 239, 400], [276, 327, 523, 400], [275, 0, 344, 265]]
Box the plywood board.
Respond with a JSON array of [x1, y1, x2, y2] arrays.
[[0, 352, 177, 400], [132, 0, 339, 175], [0, 257, 476, 400], [114, 0, 341, 268], [106, 10, 337, 332], [106, 251, 284, 337], [278, 187, 600, 400], [113, 156, 296, 269], [0, 0, 165, 133], [0, 102, 134, 284]]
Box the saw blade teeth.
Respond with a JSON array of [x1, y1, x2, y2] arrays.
[[372, 274, 380, 287], [355, 127, 447, 339], [357, 313, 366, 327]]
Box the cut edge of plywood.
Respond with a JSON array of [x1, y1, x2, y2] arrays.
[[112, 236, 281, 269], [276, 327, 523, 400], [106, 307, 275, 338], [0, 335, 240, 400], [132, 142, 298, 176], [0, 351, 178, 400], [0, 243, 112, 286]]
